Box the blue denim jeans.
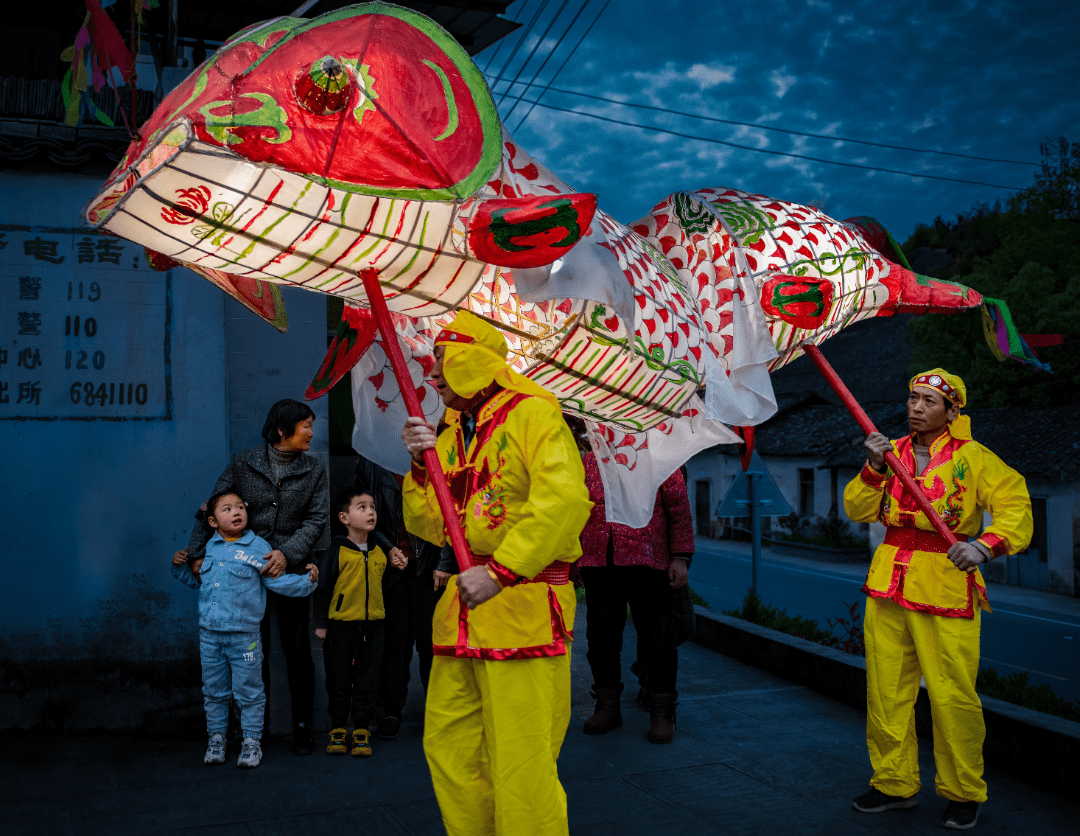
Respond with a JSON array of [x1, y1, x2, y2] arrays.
[[200, 628, 265, 739]]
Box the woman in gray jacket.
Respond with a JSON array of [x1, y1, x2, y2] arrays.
[[185, 399, 329, 755]]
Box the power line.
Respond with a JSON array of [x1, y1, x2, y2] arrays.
[[503, 0, 591, 127], [495, 0, 562, 109], [511, 0, 611, 135], [497, 94, 1029, 190], [502, 0, 573, 124], [490, 0, 550, 106], [488, 76, 1040, 168]]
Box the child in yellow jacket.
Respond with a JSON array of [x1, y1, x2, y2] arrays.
[[314, 488, 406, 757]]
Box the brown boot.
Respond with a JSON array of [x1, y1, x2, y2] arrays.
[[648, 693, 677, 744], [583, 686, 623, 735]]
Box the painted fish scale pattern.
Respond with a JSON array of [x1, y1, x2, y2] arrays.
[[697, 187, 896, 368], [636, 186, 898, 372], [633, 193, 739, 362]]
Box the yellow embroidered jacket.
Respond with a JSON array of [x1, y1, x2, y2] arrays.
[[403, 389, 592, 659], [844, 421, 1032, 618]]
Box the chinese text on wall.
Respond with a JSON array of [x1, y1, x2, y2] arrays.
[[0, 227, 172, 420]]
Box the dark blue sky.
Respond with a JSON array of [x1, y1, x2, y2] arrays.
[[478, 0, 1079, 242]]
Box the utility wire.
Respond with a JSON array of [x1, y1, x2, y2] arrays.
[[479, 0, 522, 74], [511, 0, 611, 135], [503, 0, 588, 126], [497, 0, 569, 113], [491, 0, 549, 105], [498, 94, 1028, 190], [488, 76, 1040, 168]]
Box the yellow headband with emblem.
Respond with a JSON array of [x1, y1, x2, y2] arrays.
[[909, 368, 967, 408], [434, 311, 558, 406]]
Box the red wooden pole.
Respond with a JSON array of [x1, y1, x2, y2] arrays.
[[360, 269, 474, 571], [800, 342, 959, 549]]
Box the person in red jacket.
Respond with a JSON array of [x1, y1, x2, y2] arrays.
[[575, 421, 695, 744]]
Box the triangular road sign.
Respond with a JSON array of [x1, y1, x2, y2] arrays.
[[716, 451, 791, 517]]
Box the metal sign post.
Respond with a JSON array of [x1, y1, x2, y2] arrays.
[[748, 471, 761, 593], [717, 451, 790, 596]]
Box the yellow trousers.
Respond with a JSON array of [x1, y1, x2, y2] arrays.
[[424, 653, 572, 836], [864, 597, 987, 802]]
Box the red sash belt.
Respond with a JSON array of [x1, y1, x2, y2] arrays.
[[472, 554, 571, 585], [884, 528, 967, 553]]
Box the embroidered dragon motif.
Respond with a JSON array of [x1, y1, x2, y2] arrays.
[[939, 459, 968, 528]]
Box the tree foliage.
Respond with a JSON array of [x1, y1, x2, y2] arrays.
[[904, 139, 1080, 407]]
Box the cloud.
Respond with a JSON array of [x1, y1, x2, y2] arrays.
[[732, 125, 772, 150], [819, 31, 831, 58], [685, 63, 736, 89], [619, 61, 738, 107], [770, 68, 797, 98], [909, 115, 936, 131]]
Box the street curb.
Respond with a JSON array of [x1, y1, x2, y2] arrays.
[[689, 606, 1080, 804]]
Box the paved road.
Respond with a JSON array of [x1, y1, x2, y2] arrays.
[[691, 537, 1080, 703], [4, 602, 1078, 836]]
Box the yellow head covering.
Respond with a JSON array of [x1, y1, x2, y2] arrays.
[[435, 311, 559, 406], [909, 368, 966, 408], [909, 368, 970, 439]]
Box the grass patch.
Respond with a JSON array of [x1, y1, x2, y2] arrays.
[[724, 588, 837, 647], [724, 588, 1080, 723], [977, 668, 1080, 723]]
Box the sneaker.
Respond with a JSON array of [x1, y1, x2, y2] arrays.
[[292, 721, 316, 756], [204, 732, 226, 765], [943, 800, 979, 830], [852, 788, 918, 813], [327, 727, 348, 755], [351, 728, 372, 757], [237, 737, 262, 769], [375, 715, 401, 740]]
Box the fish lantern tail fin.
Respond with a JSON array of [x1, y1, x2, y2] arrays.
[[980, 298, 1056, 372]]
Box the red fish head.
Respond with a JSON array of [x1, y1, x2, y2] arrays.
[[96, 5, 505, 211]]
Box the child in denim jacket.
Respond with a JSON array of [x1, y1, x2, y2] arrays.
[[172, 490, 318, 768]]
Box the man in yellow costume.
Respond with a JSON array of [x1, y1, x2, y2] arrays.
[[400, 311, 592, 836], [845, 369, 1032, 831]]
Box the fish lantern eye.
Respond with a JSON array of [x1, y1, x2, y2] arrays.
[[295, 56, 353, 115]]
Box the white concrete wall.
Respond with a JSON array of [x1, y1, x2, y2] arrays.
[[1021, 476, 1075, 596]]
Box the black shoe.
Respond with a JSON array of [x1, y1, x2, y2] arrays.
[[375, 715, 401, 740], [852, 788, 918, 813], [943, 801, 979, 830], [292, 722, 316, 756]]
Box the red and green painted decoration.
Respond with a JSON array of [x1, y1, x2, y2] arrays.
[[113, 3, 503, 201], [468, 193, 598, 268]]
